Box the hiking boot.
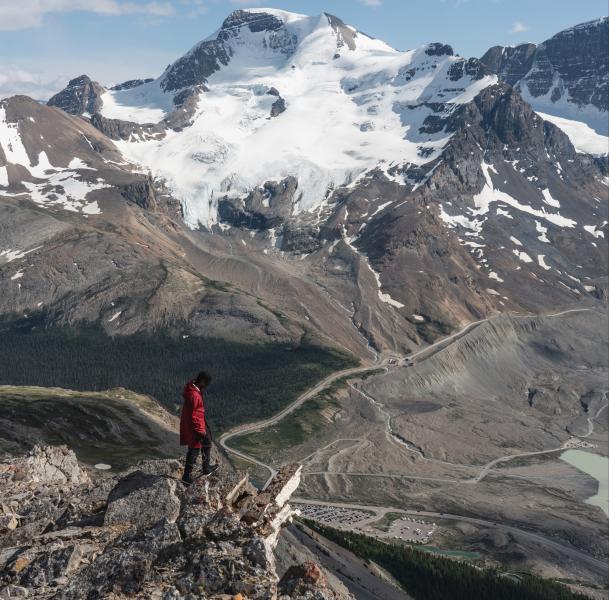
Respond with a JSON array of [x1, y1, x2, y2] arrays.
[[182, 463, 194, 484], [202, 463, 219, 476]]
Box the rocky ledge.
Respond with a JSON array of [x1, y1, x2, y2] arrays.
[[0, 446, 350, 600]]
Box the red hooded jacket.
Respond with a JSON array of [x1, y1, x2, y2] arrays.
[[180, 381, 206, 448]]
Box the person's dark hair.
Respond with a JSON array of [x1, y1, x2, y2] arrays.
[[195, 371, 212, 387]]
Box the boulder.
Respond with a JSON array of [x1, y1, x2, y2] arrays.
[[104, 470, 181, 529], [24, 446, 90, 487]]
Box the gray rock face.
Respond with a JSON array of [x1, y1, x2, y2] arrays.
[[446, 57, 487, 81], [24, 445, 91, 486], [526, 18, 608, 110], [270, 95, 287, 117], [104, 470, 181, 528], [326, 13, 357, 51], [47, 75, 105, 116], [425, 42, 454, 57], [223, 8, 284, 33], [481, 18, 608, 116], [110, 78, 154, 91], [118, 176, 159, 210], [161, 9, 289, 93], [89, 112, 165, 140], [160, 37, 230, 93], [480, 44, 537, 86], [219, 176, 298, 230]]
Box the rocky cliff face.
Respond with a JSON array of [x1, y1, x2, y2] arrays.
[[47, 75, 105, 116], [0, 445, 351, 599], [481, 17, 608, 133]]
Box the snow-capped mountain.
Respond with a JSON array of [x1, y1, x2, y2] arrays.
[[52, 9, 496, 228], [481, 17, 608, 153], [1, 9, 608, 357]]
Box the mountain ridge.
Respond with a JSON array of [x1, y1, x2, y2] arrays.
[[481, 16, 608, 136], [1, 9, 607, 359]]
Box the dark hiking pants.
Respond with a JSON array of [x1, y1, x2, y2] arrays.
[[183, 431, 212, 482]]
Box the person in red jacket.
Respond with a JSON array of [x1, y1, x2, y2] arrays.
[[180, 371, 218, 483]]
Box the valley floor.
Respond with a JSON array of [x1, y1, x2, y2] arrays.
[[223, 307, 609, 594]]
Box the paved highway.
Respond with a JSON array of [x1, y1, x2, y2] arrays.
[[219, 307, 605, 570]]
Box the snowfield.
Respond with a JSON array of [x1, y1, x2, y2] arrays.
[[536, 112, 608, 156], [100, 82, 171, 124], [113, 10, 497, 228], [0, 108, 107, 214]]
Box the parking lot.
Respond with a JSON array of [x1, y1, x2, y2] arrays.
[[298, 503, 437, 544]]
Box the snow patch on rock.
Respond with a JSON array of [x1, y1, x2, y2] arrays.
[[537, 111, 608, 155]]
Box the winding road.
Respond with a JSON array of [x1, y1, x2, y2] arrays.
[[218, 307, 607, 573], [219, 360, 394, 487], [220, 307, 598, 486], [218, 307, 503, 479]]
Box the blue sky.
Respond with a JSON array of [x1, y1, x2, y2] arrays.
[[0, 0, 606, 100]]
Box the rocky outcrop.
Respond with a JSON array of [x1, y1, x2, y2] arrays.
[[118, 176, 159, 210], [0, 446, 347, 599], [524, 17, 608, 111], [47, 75, 105, 116], [110, 79, 154, 92], [23, 444, 91, 486], [326, 13, 357, 52], [89, 112, 166, 141], [104, 470, 181, 528], [160, 10, 297, 93], [219, 177, 298, 230], [480, 44, 536, 87], [270, 96, 286, 118], [278, 561, 347, 599]]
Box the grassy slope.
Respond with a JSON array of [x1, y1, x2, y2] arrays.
[[230, 374, 355, 462], [0, 385, 179, 468], [231, 369, 385, 461]]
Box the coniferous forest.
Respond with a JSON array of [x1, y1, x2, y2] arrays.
[[0, 324, 357, 433], [302, 520, 592, 600]]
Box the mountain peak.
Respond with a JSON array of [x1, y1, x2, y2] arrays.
[[481, 15, 608, 133], [47, 74, 105, 115], [221, 8, 288, 32], [223, 7, 308, 28], [159, 8, 367, 93]]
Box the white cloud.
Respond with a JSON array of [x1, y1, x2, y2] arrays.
[[0, 68, 67, 101], [0, 48, 179, 101], [0, 0, 175, 31], [360, 0, 382, 5], [509, 20, 529, 34]]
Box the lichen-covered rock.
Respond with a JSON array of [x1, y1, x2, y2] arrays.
[[23, 445, 90, 487], [0, 513, 18, 531], [0, 446, 343, 599]]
